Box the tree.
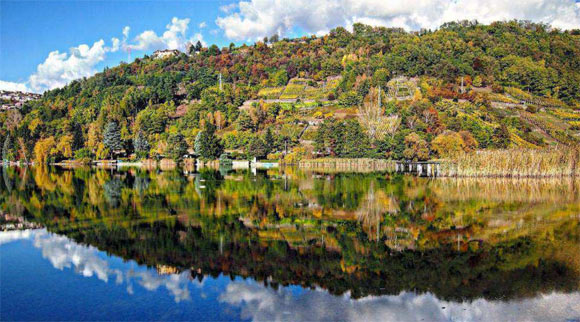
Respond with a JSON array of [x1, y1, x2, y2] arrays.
[[33, 136, 56, 164], [269, 34, 279, 43], [195, 40, 203, 52], [263, 127, 275, 152], [2, 135, 12, 162], [431, 131, 466, 158], [403, 133, 430, 161], [358, 87, 399, 143], [247, 137, 268, 160], [103, 121, 122, 159], [492, 124, 511, 148], [459, 130, 479, 152], [273, 69, 288, 86], [167, 133, 188, 161], [195, 124, 223, 159], [133, 131, 150, 159]]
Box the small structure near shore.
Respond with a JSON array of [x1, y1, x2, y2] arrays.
[[394, 161, 442, 177]]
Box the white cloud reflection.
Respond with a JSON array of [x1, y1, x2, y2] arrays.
[[2, 229, 579, 321], [1, 229, 194, 302], [219, 281, 580, 322]]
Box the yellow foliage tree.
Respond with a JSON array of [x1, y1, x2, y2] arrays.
[[34, 136, 56, 164], [431, 131, 466, 158], [56, 135, 74, 159]]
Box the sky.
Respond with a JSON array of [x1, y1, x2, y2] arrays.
[[1, 0, 580, 93]]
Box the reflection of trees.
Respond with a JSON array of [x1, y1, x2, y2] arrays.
[[1, 167, 579, 301], [104, 178, 122, 207], [356, 182, 399, 241]]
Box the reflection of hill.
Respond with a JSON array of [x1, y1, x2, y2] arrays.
[[52, 218, 579, 301], [1, 167, 579, 300]]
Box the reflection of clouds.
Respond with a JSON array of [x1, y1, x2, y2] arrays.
[[126, 269, 192, 302], [220, 282, 580, 322], [0, 229, 33, 245], [0, 229, 194, 302]]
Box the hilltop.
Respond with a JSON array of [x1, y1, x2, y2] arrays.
[[1, 20, 579, 165]]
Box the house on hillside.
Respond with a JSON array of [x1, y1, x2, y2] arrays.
[[152, 49, 180, 59]]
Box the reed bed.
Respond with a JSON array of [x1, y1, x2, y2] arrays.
[[299, 158, 396, 173], [441, 147, 579, 177], [433, 177, 580, 203]]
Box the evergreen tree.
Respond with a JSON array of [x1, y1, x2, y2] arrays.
[[195, 40, 202, 52], [103, 121, 122, 159], [2, 135, 12, 162], [263, 127, 274, 152], [167, 133, 188, 161], [247, 137, 268, 160], [133, 131, 150, 159], [195, 124, 223, 160]]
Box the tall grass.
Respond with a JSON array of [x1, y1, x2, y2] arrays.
[[299, 158, 396, 173], [441, 147, 579, 177]]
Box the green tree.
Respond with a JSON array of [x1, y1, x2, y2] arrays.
[[195, 124, 223, 160], [133, 131, 150, 159], [103, 121, 122, 159], [247, 137, 268, 160], [2, 135, 12, 162], [167, 133, 188, 161], [492, 124, 511, 148]]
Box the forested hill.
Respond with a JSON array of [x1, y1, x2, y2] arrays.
[[2, 20, 580, 163]]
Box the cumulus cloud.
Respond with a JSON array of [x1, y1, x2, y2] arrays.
[[216, 0, 580, 40], [1, 17, 204, 93], [199, 21, 207, 29], [0, 80, 30, 92], [0, 229, 198, 302], [0, 229, 33, 245], [220, 281, 580, 322], [125, 17, 195, 52], [27, 39, 113, 93]]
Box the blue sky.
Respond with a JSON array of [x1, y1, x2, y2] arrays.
[[1, 0, 236, 86], [1, 0, 580, 93]]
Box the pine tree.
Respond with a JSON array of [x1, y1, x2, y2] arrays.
[[263, 127, 274, 152], [103, 121, 122, 159], [133, 131, 150, 159], [195, 124, 223, 160], [3, 135, 12, 162], [167, 133, 187, 161]]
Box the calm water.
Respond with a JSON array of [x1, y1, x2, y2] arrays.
[[1, 166, 579, 321]]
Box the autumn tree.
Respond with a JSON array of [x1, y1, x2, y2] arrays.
[[431, 131, 466, 158], [403, 133, 430, 161], [33, 136, 56, 164], [358, 87, 399, 143]]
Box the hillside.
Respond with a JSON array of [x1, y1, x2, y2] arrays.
[[1, 20, 579, 164]]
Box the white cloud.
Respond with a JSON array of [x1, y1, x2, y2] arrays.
[[0, 229, 198, 302], [1, 17, 204, 93], [126, 17, 193, 51], [216, 0, 580, 40], [221, 281, 580, 322], [27, 39, 111, 93], [0, 80, 29, 92], [199, 21, 207, 29]]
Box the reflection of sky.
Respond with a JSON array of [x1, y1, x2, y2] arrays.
[[220, 282, 580, 322], [3, 229, 196, 303], [2, 229, 580, 321]]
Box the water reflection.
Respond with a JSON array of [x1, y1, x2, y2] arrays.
[[1, 166, 579, 319], [1, 229, 579, 321]]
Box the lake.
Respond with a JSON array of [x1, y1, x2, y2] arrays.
[[1, 166, 579, 321]]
